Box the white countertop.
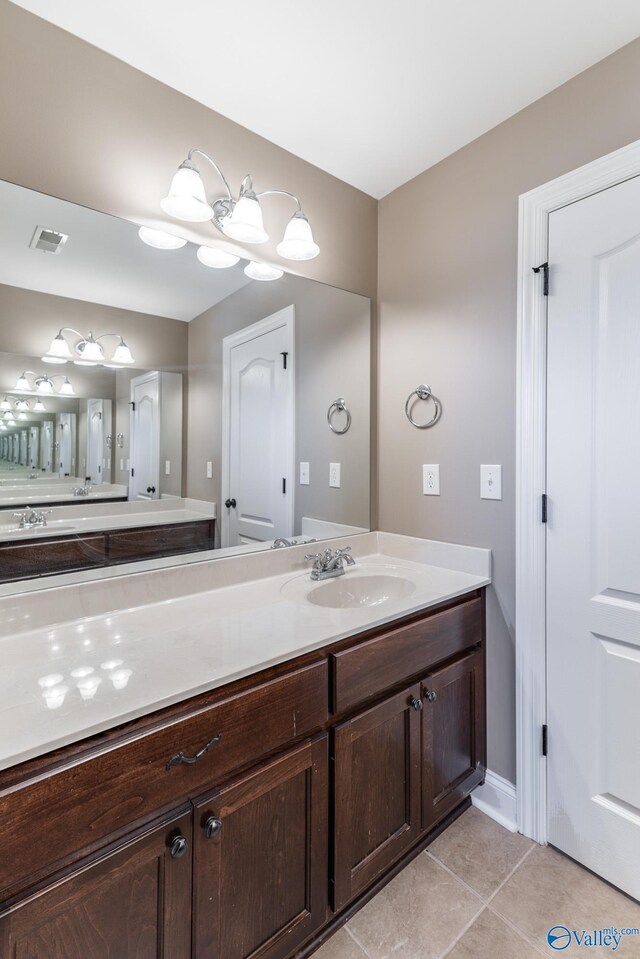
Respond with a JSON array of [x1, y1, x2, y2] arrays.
[[0, 497, 216, 542], [0, 483, 128, 506], [0, 532, 490, 772]]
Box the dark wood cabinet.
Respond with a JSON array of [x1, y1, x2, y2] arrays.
[[0, 590, 486, 959], [333, 686, 422, 911], [422, 648, 485, 831], [0, 807, 193, 959], [193, 737, 328, 959]]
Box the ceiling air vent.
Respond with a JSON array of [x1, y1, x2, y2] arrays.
[[29, 225, 69, 255]]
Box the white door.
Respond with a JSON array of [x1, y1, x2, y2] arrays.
[[86, 399, 104, 485], [40, 420, 53, 473], [130, 371, 160, 500], [19, 430, 27, 466], [57, 412, 75, 477], [222, 308, 294, 547], [547, 174, 640, 900], [28, 426, 39, 469]]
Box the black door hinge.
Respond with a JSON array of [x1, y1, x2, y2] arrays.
[[541, 493, 548, 524], [542, 724, 549, 757], [533, 262, 549, 296], [282, 478, 286, 494], [281, 352, 288, 370]]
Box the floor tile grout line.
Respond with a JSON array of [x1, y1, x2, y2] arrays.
[[344, 921, 375, 959], [423, 850, 488, 906], [486, 904, 549, 958], [436, 903, 488, 959], [484, 842, 537, 907]]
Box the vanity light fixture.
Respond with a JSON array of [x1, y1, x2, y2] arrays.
[[43, 329, 135, 367], [244, 261, 284, 282], [138, 226, 188, 250], [13, 371, 75, 396], [160, 149, 320, 260]]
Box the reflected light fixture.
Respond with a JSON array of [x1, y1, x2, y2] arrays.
[[138, 226, 188, 250], [196, 245, 240, 269], [13, 372, 75, 396], [159, 149, 320, 262], [0, 397, 11, 411], [244, 261, 284, 282], [42, 329, 135, 367], [33, 399, 46, 412]]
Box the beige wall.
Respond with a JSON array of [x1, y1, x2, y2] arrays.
[[187, 276, 371, 538], [0, 0, 377, 300], [377, 37, 640, 783]]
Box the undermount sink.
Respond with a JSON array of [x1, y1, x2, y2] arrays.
[[306, 573, 416, 609], [6, 524, 77, 537]]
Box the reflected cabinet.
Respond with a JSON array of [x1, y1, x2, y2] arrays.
[[0, 591, 485, 959]]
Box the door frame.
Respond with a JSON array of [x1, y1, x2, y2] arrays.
[[220, 306, 295, 548], [516, 137, 640, 844]]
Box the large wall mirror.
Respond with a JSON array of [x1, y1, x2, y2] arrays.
[[0, 180, 371, 587]]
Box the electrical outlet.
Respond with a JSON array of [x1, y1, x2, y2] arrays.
[[329, 462, 341, 488], [480, 464, 502, 500], [299, 462, 310, 485], [206, 461, 213, 479], [120, 459, 124, 472], [165, 460, 171, 476], [423, 464, 440, 495]]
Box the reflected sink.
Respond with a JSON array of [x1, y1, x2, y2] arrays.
[[6, 524, 77, 537], [306, 574, 416, 609]]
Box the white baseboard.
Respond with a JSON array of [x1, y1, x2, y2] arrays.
[[471, 770, 518, 833]]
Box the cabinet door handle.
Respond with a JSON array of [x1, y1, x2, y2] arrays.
[[205, 816, 223, 839], [425, 689, 437, 703], [410, 697, 423, 711], [170, 835, 189, 859], [165, 733, 222, 770]]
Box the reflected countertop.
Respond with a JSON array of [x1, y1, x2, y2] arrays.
[[0, 531, 491, 772]]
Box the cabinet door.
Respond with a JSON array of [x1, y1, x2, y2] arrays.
[[0, 808, 192, 959], [422, 648, 485, 831], [333, 685, 422, 911], [193, 736, 328, 959]]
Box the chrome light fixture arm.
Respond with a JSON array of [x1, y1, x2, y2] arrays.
[[255, 189, 303, 213], [187, 148, 233, 201]]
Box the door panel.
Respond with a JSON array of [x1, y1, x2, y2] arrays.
[[130, 373, 159, 500], [422, 649, 484, 831], [0, 809, 192, 959], [547, 175, 640, 899], [333, 686, 421, 910], [193, 737, 327, 959]]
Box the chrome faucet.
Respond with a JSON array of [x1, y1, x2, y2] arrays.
[[304, 546, 356, 581], [14, 509, 52, 529], [271, 536, 318, 549], [72, 485, 92, 497]]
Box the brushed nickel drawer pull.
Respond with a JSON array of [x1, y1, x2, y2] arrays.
[[166, 733, 222, 770]]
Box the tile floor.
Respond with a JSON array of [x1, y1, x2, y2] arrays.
[[316, 807, 640, 959]]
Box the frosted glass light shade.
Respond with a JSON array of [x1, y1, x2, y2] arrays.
[[222, 194, 268, 244], [35, 377, 54, 395], [45, 332, 73, 361], [197, 245, 240, 269], [276, 212, 320, 261], [14, 374, 30, 391], [0, 398, 10, 411], [75, 337, 104, 364], [17, 412, 28, 421], [33, 399, 46, 412], [138, 226, 187, 250], [14, 399, 29, 410], [161, 163, 213, 222], [59, 378, 75, 396], [111, 340, 135, 365], [244, 261, 284, 282]]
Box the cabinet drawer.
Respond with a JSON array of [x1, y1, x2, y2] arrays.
[[0, 660, 327, 899], [0, 534, 106, 582], [331, 595, 482, 714], [107, 521, 213, 562]]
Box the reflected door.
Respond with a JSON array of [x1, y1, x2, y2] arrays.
[[19, 429, 27, 466], [547, 174, 640, 900], [40, 420, 53, 473], [222, 308, 294, 547], [28, 426, 39, 469], [57, 413, 75, 477], [87, 398, 104, 485], [130, 372, 160, 501]]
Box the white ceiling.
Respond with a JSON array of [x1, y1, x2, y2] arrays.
[[0, 181, 251, 322], [9, 0, 640, 198]]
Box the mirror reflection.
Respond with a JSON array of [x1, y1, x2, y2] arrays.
[[0, 180, 371, 585]]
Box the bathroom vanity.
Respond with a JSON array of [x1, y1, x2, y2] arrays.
[[0, 533, 489, 959]]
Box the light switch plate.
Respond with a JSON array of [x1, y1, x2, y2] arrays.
[[299, 462, 310, 485], [481, 464, 502, 500], [165, 460, 171, 476], [423, 464, 440, 495], [120, 459, 124, 472], [206, 461, 213, 479], [329, 462, 341, 488]]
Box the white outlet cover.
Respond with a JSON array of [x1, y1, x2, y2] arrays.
[[299, 462, 310, 485], [423, 464, 440, 495], [165, 460, 171, 475], [480, 464, 502, 500], [206, 461, 213, 479], [329, 462, 341, 488]]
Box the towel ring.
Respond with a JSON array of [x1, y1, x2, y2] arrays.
[[405, 385, 442, 429], [327, 397, 352, 434]]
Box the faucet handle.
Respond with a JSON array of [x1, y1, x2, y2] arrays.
[[334, 546, 352, 556], [304, 552, 324, 567]]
